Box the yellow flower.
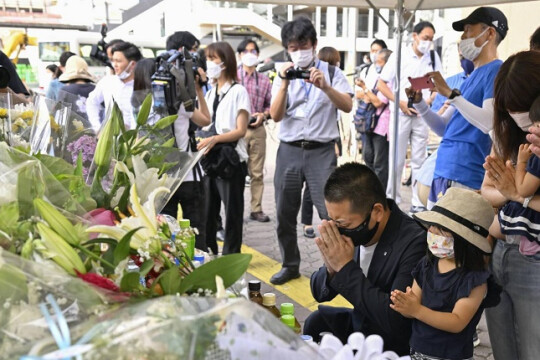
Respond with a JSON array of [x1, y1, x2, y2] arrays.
[[0, 108, 7, 117], [50, 115, 60, 132], [20, 110, 33, 121]]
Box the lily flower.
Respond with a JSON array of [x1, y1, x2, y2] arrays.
[[86, 184, 169, 255]]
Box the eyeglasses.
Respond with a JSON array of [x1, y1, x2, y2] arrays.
[[242, 49, 258, 55]]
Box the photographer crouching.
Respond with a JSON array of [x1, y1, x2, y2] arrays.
[[269, 16, 353, 285], [159, 31, 212, 252]]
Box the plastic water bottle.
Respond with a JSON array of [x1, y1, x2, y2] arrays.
[[178, 219, 195, 260]]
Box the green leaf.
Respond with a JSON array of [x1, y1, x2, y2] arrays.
[[120, 272, 141, 292], [159, 267, 182, 295], [0, 202, 19, 233], [139, 259, 154, 277], [113, 227, 142, 265], [179, 254, 252, 294], [74, 151, 83, 177], [152, 115, 178, 130], [136, 93, 153, 126], [161, 137, 176, 148], [0, 261, 28, 303], [82, 238, 118, 247]]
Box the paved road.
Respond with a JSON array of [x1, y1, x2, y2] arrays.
[[237, 121, 494, 359]]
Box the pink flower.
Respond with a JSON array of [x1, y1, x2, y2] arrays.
[[85, 208, 116, 239]]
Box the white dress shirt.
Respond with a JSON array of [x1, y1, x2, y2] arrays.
[[87, 75, 135, 131]]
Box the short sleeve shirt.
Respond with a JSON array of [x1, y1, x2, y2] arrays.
[[204, 82, 251, 162], [434, 60, 502, 189], [271, 60, 353, 143]]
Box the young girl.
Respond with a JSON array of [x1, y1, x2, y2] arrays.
[[197, 41, 251, 255], [494, 95, 540, 245], [390, 188, 495, 360]]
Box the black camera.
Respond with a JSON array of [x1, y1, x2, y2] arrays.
[[90, 24, 112, 68], [0, 65, 10, 88], [284, 68, 311, 80], [151, 49, 198, 115]]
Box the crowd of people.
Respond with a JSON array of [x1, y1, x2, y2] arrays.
[[3, 5, 540, 360]]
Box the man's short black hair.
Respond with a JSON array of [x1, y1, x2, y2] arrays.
[[237, 38, 260, 54], [413, 21, 435, 35], [371, 39, 388, 49], [530, 26, 540, 50], [324, 163, 388, 215], [281, 16, 317, 49], [105, 39, 124, 51], [166, 31, 200, 51], [111, 42, 142, 62], [59, 51, 75, 67]]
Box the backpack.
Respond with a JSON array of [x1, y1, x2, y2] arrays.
[[353, 85, 388, 135]]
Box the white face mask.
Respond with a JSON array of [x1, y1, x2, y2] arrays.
[[416, 40, 432, 55], [241, 52, 259, 67], [427, 232, 455, 259], [206, 61, 224, 79], [290, 48, 315, 68], [117, 61, 134, 80], [509, 111, 533, 132], [459, 28, 489, 61], [369, 52, 377, 63]]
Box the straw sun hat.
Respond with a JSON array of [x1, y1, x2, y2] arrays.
[[413, 188, 494, 253], [59, 55, 96, 83]]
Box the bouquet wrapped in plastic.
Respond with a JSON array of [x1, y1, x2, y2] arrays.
[[0, 92, 33, 149], [29, 95, 72, 158], [0, 248, 113, 358]]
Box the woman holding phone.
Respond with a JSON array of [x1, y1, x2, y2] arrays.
[[197, 41, 251, 255]]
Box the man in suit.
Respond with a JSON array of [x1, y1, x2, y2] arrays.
[[305, 163, 426, 355]]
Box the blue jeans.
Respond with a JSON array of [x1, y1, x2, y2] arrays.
[[486, 239, 540, 360]]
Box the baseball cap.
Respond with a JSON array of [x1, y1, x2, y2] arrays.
[[452, 7, 508, 40]]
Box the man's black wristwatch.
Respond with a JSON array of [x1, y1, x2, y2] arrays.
[[448, 88, 461, 100]]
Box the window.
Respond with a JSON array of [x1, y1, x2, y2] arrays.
[[357, 9, 369, 38], [38, 42, 70, 62], [320, 7, 327, 36]]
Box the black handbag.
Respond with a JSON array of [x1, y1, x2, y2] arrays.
[[199, 83, 241, 178], [200, 142, 240, 179]]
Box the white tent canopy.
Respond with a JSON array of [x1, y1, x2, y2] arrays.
[[225, 0, 530, 10]]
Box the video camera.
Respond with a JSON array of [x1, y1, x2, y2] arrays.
[[151, 48, 206, 115], [284, 67, 311, 80], [90, 24, 112, 68]]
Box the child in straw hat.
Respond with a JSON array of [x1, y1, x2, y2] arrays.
[[390, 188, 499, 360]]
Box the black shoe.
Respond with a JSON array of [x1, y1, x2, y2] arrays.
[[304, 226, 316, 238], [270, 268, 301, 285], [402, 175, 412, 186], [216, 229, 225, 241], [250, 211, 270, 222]]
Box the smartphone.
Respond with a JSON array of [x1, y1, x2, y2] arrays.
[[408, 76, 434, 90]]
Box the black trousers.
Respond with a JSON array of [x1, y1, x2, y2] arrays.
[[162, 180, 207, 251], [274, 142, 336, 269], [362, 132, 389, 189], [204, 162, 246, 255]]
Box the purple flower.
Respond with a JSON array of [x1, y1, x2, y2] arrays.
[[67, 135, 97, 165]]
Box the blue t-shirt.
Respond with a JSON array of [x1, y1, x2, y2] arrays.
[[434, 60, 503, 189], [410, 257, 489, 360]]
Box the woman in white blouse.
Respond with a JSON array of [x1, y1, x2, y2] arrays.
[[197, 41, 251, 254]]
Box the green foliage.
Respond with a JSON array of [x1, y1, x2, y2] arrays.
[[179, 254, 252, 294], [159, 267, 182, 295]]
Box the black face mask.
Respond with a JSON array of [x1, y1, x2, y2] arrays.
[[338, 210, 379, 247]]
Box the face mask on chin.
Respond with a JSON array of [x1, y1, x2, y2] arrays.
[[459, 28, 489, 61], [117, 61, 134, 80], [337, 209, 379, 247], [290, 48, 315, 68]]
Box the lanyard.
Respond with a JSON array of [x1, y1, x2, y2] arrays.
[[300, 60, 320, 103], [240, 69, 260, 109]]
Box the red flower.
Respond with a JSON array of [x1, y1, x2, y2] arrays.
[[76, 271, 120, 292]]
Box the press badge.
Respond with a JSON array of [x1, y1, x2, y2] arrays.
[[295, 101, 308, 118]]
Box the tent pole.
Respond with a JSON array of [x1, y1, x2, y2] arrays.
[[389, 0, 404, 201]]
